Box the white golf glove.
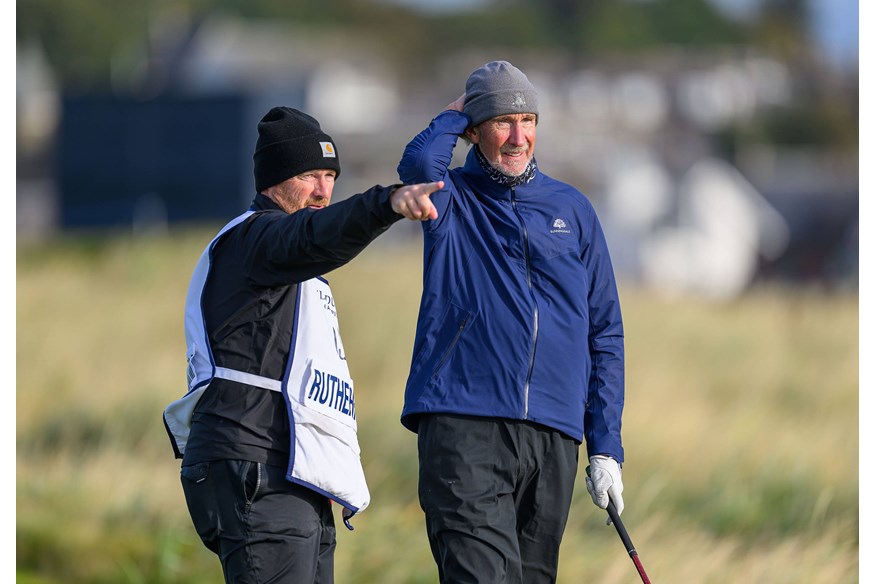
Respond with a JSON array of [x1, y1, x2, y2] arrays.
[[586, 455, 624, 524]]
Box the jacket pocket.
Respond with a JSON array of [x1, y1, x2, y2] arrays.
[[242, 461, 262, 512], [180, 461, 210, 484], [430, 307, 472, 379]]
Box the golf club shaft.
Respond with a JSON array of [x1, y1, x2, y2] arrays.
[[606, 500, 651, 584], [587, 465, 652, 583]]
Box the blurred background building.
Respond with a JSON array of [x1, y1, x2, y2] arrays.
[[16, 0, 859, 298]]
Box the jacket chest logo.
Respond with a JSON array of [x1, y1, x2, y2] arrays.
[[550, 217, 571, 234]]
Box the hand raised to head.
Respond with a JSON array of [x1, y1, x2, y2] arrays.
[[445, 93, 466, 113]]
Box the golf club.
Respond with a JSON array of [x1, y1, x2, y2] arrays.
[[586, 465, 652, 584]]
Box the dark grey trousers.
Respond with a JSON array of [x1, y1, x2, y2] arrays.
[[417, 414, 579, 584], [181, 460, 336, 584]]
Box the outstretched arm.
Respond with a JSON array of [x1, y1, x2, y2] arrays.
[[246, 181, 442, 286]]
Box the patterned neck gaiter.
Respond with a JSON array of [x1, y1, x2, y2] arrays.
[[474, 146, 537, 188]]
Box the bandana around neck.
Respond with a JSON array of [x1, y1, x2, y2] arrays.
[[474, 146, 537, 187]]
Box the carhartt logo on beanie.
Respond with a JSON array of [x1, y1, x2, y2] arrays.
[[463, 61, 539, 127], [253, 107, 341, 192]]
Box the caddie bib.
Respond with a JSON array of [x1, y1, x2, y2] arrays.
[[163, 210, 370, 525]]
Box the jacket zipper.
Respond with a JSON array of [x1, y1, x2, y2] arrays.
[[511, 187, 538, 419]]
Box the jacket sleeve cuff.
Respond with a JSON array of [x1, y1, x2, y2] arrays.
[[375, 183, 405, 221], [435, 109, 472, 133]]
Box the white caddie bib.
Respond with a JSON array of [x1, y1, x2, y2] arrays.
[[283, 279, 369, 518], [163, 211, 370, 521]]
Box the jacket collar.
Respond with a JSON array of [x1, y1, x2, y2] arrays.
[[460, 147, 543, 201], [250, 193, 283, 212]]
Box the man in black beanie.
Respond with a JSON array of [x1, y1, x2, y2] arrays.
[[164, 106, 441, 583], [398, 61, 627, 583]]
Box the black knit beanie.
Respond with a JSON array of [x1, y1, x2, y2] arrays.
[[253, 107, 341, 192]]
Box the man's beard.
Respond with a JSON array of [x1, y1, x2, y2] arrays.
[[489, 149, 531, 177]]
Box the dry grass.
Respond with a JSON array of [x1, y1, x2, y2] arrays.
[[17, 228, 858, 583]]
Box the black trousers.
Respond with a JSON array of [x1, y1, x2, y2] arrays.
[[417, 414, 579, 584], [181, 460, 336, 584]]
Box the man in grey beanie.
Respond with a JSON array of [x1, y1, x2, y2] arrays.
[[397, 61, 627, 583], [165, 106, 443, 584]]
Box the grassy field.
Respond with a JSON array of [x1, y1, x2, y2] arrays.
[[16, 227, 858, 583]]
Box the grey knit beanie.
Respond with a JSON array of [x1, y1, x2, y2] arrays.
[[463, 61, 539, 127]]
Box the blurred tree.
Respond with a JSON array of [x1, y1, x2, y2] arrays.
[[17, 0, 856, 162], [18, 0, 153, 91], [752, 0, 812, 62], [18, 0, 758, 91], [574, 0, 747, 51], [17, 0, 429, 91], [711, 0, 856, 157]]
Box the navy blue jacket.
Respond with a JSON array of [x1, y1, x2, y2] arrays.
[[398, 111, 625, 461]]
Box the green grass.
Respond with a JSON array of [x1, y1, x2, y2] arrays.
[[17, 227, 858, 583]]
